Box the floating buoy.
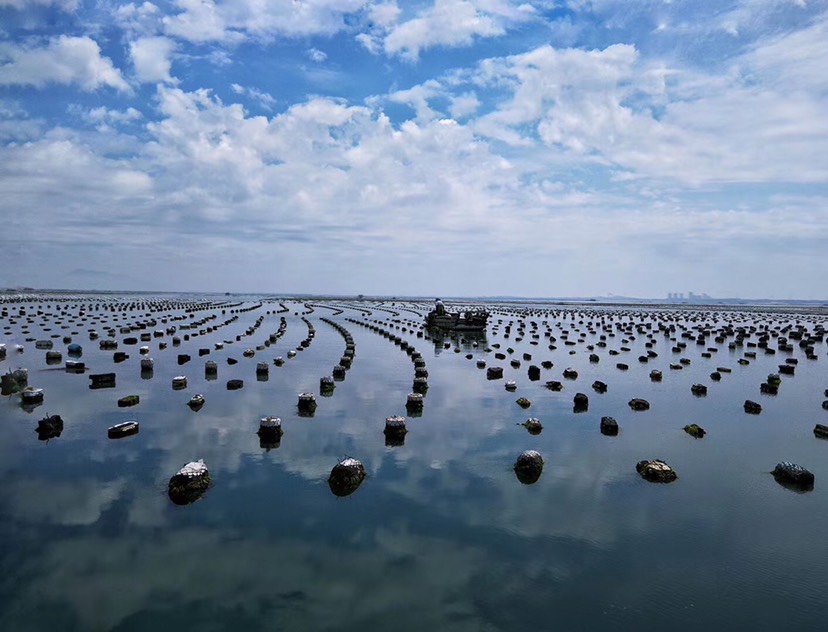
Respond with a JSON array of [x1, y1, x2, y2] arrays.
[[108, 420, 139, 439], [405, 392, 424, 413], [600, 416, 618, 436], [628, 398, 650, 411], [521, 417, 542, 435], [684, 423, 706, 438], [298, 392, 317, 415], [328, 458, 366, 497], [636, 459, 677, 483], [514, 450, 543, 484], [168, 460, 210, 505], [36, 414, 63, 440], [771, 462, 814, 491], [384, 415, 408, 443]]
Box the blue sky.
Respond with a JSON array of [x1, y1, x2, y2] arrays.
[[1, 0, 826, 298]]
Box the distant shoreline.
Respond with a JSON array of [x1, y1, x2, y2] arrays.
[[1, 288, 827, 310]]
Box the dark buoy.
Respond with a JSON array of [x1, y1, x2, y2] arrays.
[[521, 417, 542, 435], [771, 462, 814, 491], [684, 423, 706, 438], [600, 416, 618, 436], [636, 459, 677, 483], [628, 398, 650, 411], [36, 414, 63, 440], [328, 458, 366, 496], [257, 416, 283, 448], [168, 460, 211, 505], [514, 450, 544, 484], [384, 415, 408, 446], [298, 392, 317, 416], [744, 400, 762, 414]]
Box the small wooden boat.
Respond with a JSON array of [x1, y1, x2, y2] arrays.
[[172, 375, 188, 389], [108, 420, 139, 439], [188, 393, 205, 409]]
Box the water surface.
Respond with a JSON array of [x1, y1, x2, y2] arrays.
[[1, 296, 826, 631]]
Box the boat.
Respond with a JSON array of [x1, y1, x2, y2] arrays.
[[172, 375, 188, 389], [65, 360, 85, 372], [108, 421, 139, 439], [425, 299, 488, 331], [140, 357, 154, 370], [139, 345, 150, 355], [188, 393, 205, 409]]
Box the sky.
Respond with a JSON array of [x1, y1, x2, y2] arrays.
[[0, 0, 827, 299]]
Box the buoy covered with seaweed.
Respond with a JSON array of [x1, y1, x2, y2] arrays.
[[258, 416, 283, 439], [297, 392, 317, 416], [36, 414, 63, 440], [521, 417, 542, 435], [771, 462, 814, 491], [168, 459, 210, 505], [514, 450, 544, 484], [636, 459, 677, 483], [257, 416, 283, 450], [328, 457, 366, 497], [108, 420, 139, 439]]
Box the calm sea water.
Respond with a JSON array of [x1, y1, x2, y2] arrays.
[[1, 296, 827, 631]]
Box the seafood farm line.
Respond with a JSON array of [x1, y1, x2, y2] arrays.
[[1, 293, 827, 631]]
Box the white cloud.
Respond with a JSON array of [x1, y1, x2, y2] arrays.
[[449, 91, 481, 119], [81, 105, 143, 130], [114, 2, 164, 37], [0, 36, 129, 92], [0, 0, 79, 10], [307, 47, 328, 62], [382, 0, 516, 60], [388, 79, 444, 121], [162, 0, 366, 43], [0, 132, 154, 227], [130, 36, 177, 83], [162, 0, 235, 43], [457, 30, 828, 184]]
